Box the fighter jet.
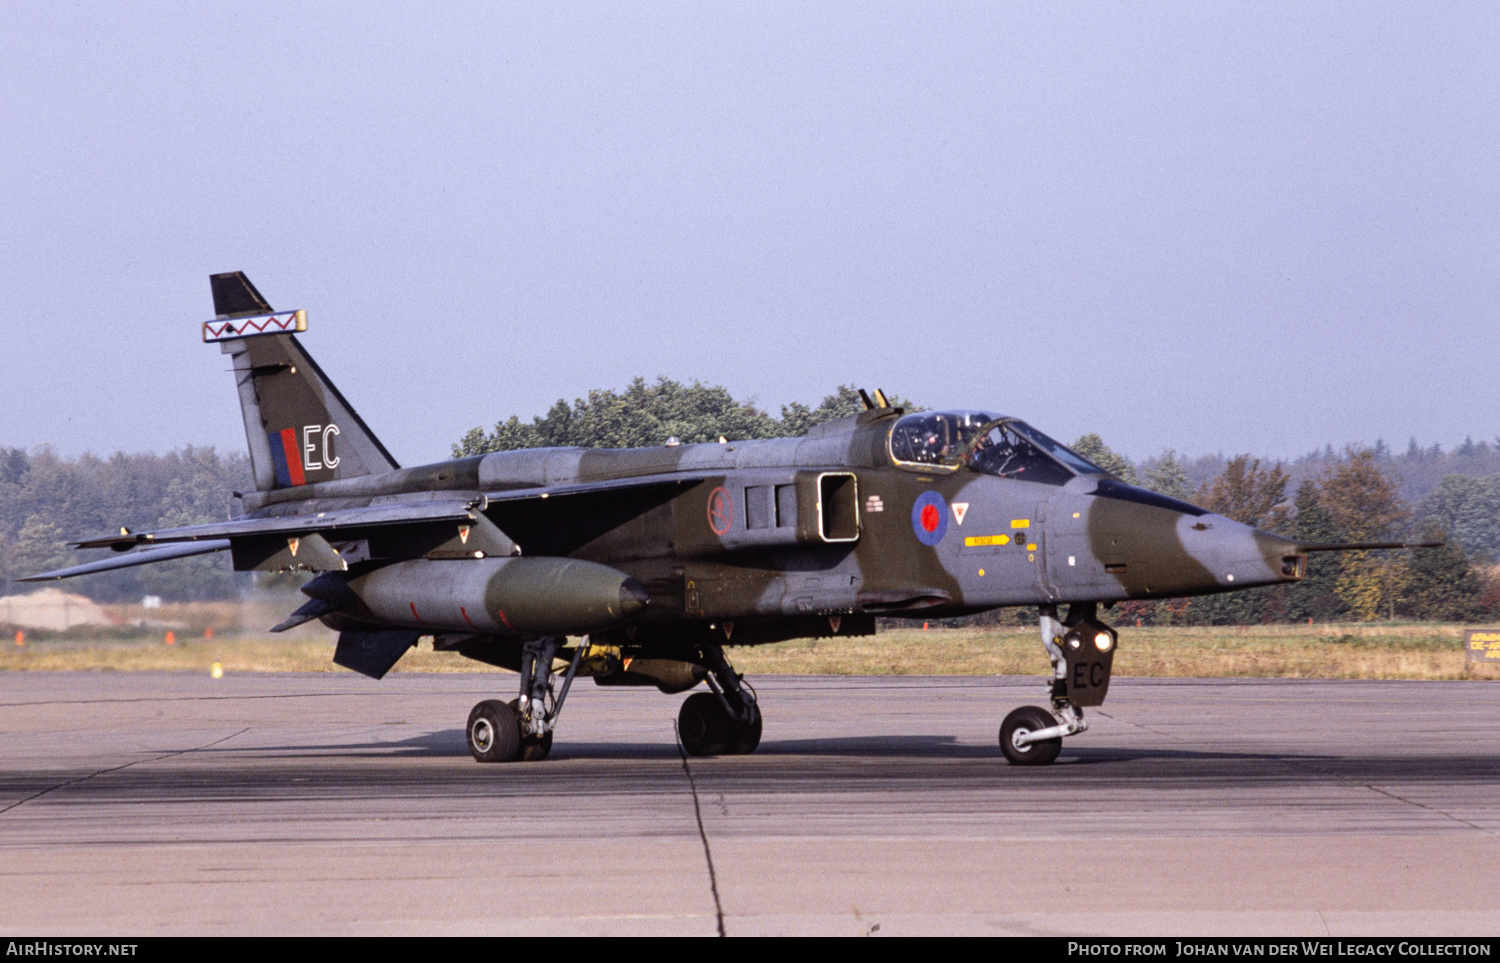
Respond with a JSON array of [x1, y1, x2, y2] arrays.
[[23, 273, 1436, 765]]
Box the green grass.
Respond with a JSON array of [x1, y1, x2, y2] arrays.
[[2, 617, 1493, 680]]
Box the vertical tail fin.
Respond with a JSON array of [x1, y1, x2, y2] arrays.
[[208, 272, 399, 493]]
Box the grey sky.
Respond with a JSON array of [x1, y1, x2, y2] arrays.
[[2, 2, 1495, 467]]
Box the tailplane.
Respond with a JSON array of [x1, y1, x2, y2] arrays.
[[207, 271, 399, 493]]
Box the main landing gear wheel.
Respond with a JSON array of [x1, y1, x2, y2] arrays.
[[678, 692, 762, 757], [678, 692, 733, 756], [510, 698, 554, 762], [468, 699, 522, 763], [1000, 705, 1062, 767], [680, 640, 763, 757]]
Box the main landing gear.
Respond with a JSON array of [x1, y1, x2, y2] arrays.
[[467, 635, 584, 763], [1000, 602, 1118, 766], [677, 640, 761, 757]]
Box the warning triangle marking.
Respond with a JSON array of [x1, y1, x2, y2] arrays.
[[951, 502, 969, 526]]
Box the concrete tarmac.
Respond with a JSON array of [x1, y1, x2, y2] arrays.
[[0, 671, 1497, 936]]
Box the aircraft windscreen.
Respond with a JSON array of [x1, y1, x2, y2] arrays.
[[888, 411, 998, 467], [962, 420, 1108, 485]]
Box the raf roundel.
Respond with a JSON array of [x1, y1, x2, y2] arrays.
[[910, 490, 949, 546], [707, 486, 734, 536]]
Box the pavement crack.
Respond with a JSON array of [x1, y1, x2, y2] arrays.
[[1361, 782, 1496, 836], [1090, 708, 1174, 738], [674, 722, 726, 937], [1276, 756, 1497, 837], [0, 727, 250, 817]]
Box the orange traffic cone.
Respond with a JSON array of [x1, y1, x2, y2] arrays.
[[14, 631, 22, 647], [204, 627, 213, 640], [165, 631, 175, 646]]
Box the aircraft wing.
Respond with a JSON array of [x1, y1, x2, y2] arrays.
[[18, 540, 234, 581], [70, 499, 487, 550], [23, 499, 502, 582], [64, 476, 709, 553], [482, 473, 709, 503], [24, 476, 714, 582]]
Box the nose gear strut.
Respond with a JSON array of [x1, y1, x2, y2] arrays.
[[999, 602, 1118, 766]]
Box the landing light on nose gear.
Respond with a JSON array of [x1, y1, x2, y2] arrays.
[[1000, 602, 1117, 766]]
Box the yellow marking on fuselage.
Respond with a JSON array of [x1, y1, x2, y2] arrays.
[[965, 534, 1010, 547]]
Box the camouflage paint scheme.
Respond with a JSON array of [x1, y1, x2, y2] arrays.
[[24, 273, 1315, 764], [209, 403, 1304, 655], [30, 271, 1308, 672]]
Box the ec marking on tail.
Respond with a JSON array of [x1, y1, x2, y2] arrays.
[[267, 424, 340, 487]]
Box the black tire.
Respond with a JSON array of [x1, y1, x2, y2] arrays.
[[729, 701, 763, 755], [678, 692, 733, 757], [468, 699, 522, 763], [999, 705, 1062, 766]]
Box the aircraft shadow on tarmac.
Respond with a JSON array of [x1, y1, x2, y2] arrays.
[[4, 750, 1499, 809], [196, 731, 1500, 786]]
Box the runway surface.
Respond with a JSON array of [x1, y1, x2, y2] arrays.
[[0, 671, 1497, 936]]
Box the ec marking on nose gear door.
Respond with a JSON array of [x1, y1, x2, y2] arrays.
[[911, 490, 948, 546]]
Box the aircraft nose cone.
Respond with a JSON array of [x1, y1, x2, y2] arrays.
[[619, 578, 650, 616], [1181, 515, 1300, 588]]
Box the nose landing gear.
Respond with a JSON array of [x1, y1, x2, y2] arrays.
[[1000, 603, 1117, 766]]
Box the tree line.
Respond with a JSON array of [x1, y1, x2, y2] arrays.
[[0, 446, 251, 602], [452, 379, 905, 455], [3, 377, 1496, 623]]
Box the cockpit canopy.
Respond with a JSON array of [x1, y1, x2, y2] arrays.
[[888, 410, 1108, 485]]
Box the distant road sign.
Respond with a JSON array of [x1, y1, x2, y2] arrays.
[[1464, 629, 1500, 665]]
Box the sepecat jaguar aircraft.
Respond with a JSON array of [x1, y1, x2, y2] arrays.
[[24, 273, 1436, 765]]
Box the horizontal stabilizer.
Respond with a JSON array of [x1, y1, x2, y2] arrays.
[[333, 628, 421, 680], [18, 540, 231, 582], [269, 596, 342, 633]]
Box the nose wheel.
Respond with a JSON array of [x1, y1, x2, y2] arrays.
[[999, 706, 1062, 765]]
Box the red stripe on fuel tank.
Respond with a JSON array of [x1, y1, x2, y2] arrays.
[[460, 606, 476, 628], [409, 602, 424, 625], [279, 429, 305, 486]]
